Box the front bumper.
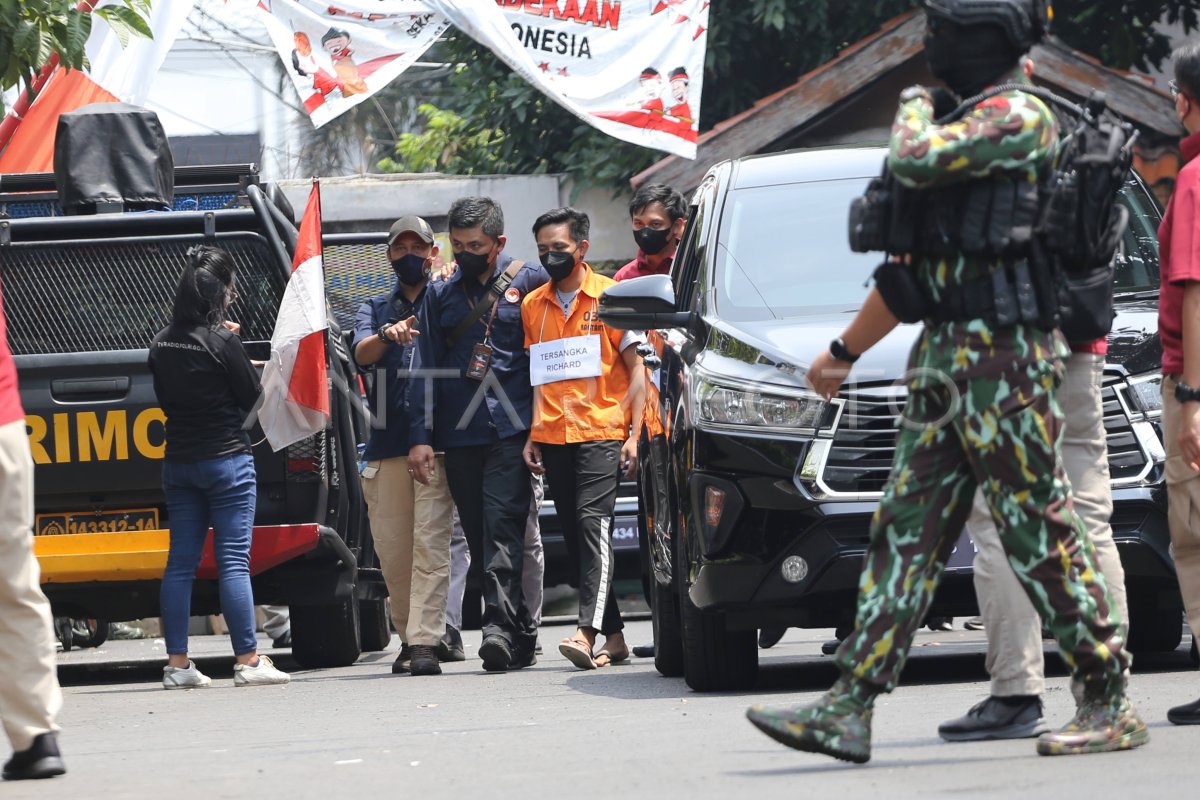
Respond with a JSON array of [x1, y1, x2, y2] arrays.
[[35, 524, 361, 619], [34, 523, 325, 584], [686, 483, 1174, 630]]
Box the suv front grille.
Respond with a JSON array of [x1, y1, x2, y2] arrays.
[[820, 376, 1149, 496]]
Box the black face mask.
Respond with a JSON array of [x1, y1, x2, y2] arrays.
[[455, 248, 492, 280], [391, 253, 428, 286], [540, 250, 578, 282], [634, 226, 672, 256], [924, 21, 1020, 99]]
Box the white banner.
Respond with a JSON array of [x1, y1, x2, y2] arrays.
[[249, 0, 709, 159], [254, 0, 450, 128]]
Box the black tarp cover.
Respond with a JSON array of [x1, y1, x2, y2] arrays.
[[53, 102, 174, 214]]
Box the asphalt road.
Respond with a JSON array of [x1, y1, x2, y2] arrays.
[[10, 619, 1199, 799]]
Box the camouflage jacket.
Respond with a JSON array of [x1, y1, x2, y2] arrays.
[[885, 72, 1068, 388]]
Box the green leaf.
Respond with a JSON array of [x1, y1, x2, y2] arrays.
[[94, 7, 130, 47], [105, 5, 153, 40], [64, 11, 93, 66], [11, 20, 39, 62]]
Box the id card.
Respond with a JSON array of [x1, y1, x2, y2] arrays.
[[466, 342, 494, 381]]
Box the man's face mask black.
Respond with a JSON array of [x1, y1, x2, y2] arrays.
[[634, 226, 671, 256], [391, 253, 428, 286], [540, 249, 578, 282], [455, 248, 492, 280]]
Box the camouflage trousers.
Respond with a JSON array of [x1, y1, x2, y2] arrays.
[[834, 343, 1129, 695]]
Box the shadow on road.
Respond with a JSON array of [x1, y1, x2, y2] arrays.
[[563, 638, 1197, 701]]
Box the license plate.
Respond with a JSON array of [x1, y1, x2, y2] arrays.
[[612, 515, 639, 551], [36, 508, 160, 536]]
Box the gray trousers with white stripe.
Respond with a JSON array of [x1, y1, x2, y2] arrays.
[[540, 440, 624, 636]]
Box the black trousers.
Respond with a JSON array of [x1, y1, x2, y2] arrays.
[[445, 434, 537, 654], [540, 440, 624, 636]]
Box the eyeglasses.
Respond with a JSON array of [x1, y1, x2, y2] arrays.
[[228, 290, 241, 304], [1170, 79, 1182, 99]]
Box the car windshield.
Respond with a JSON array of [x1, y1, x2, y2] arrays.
[[714, 179, 878, 321], [713, 176, 1161, 322]]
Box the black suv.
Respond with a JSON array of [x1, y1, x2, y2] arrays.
[[600, 146, 1176, 692]]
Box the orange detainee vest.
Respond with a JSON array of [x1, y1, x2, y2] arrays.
[[522, 266, 632, 445]]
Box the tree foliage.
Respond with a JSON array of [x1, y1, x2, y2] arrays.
[[1053, 0, 1200, 72], [378, 103, 507, 175], [0, 0, 153, 117], [367, 0, 1198, 189]]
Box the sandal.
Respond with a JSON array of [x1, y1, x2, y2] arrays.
[[558, 638, 596, 670], [594, 646, 630, 668]]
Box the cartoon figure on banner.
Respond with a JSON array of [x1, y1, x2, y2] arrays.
[[291, 31, 343, 112], [667, 66, 693, 125], [592, 64, 699, 143], [638, 67, 666, 114], [322, 27, 369, 96]]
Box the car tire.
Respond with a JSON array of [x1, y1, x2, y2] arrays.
[[358, 598, 391, 652], [679, 585, 757, 692], [652, 577, 685, 677], [73, 618, 109, 649], [1126, 598, 1184, 655], [291, 597, 362, 668]]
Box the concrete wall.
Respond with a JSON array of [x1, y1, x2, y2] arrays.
[[278, 172, 635, 264]]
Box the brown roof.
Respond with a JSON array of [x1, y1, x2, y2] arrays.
[[634, 10, 1178, 192]]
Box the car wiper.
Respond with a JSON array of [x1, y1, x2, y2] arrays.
[[1113, 290, 1159, 300]]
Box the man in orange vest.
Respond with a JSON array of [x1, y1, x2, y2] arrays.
[[521, 207, 646, 669]]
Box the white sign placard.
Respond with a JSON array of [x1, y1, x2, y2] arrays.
[[529, 334, 603, 386]]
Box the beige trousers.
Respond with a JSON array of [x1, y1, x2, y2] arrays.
[[969, 353, 1128, 697], [0, 419, 62, 751], [1161, 376, 1200, 647], [361, 455, 454, 647]]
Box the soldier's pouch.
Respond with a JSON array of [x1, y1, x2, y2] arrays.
[[873, 260, 930, 324]]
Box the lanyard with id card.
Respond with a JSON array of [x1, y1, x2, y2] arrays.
[[465, 299, 500, 381]]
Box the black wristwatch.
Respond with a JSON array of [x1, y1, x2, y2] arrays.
[[829, 337, 860, 364], [377, 323, 392, 345], [1176, 379, 1200, 404]]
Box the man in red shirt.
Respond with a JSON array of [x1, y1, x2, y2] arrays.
[[615, 183, 686, 660], [1158, 42, 1200, 727], [613, 184, 688, 282], [0, 279, 66, 780]]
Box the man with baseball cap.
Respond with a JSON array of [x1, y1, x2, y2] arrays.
[[352, 214, 454, 676]]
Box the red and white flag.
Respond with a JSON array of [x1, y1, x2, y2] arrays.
[[258, 181, 330, 452], [0, 1, 196, 172]]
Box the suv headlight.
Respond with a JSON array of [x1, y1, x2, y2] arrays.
[[1118, 373, 1163, 420], [695, 374, 828, 432]]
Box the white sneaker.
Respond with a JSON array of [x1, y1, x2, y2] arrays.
[[233, 654, 291, 686], [162, 661, 212, 689]]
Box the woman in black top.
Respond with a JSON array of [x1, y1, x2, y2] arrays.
[[148, 246, 289, 688]]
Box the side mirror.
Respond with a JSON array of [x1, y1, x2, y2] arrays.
[[599, 274, 693, 330]]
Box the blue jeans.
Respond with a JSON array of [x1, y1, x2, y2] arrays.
[[160, 452, 258, 656]]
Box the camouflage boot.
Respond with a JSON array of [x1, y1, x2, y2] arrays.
[[1036, 683, 1150, 756], [745, 677, 876, 763]]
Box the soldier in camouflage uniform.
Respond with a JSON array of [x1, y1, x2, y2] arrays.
[[746, 0, 1148, 763]]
